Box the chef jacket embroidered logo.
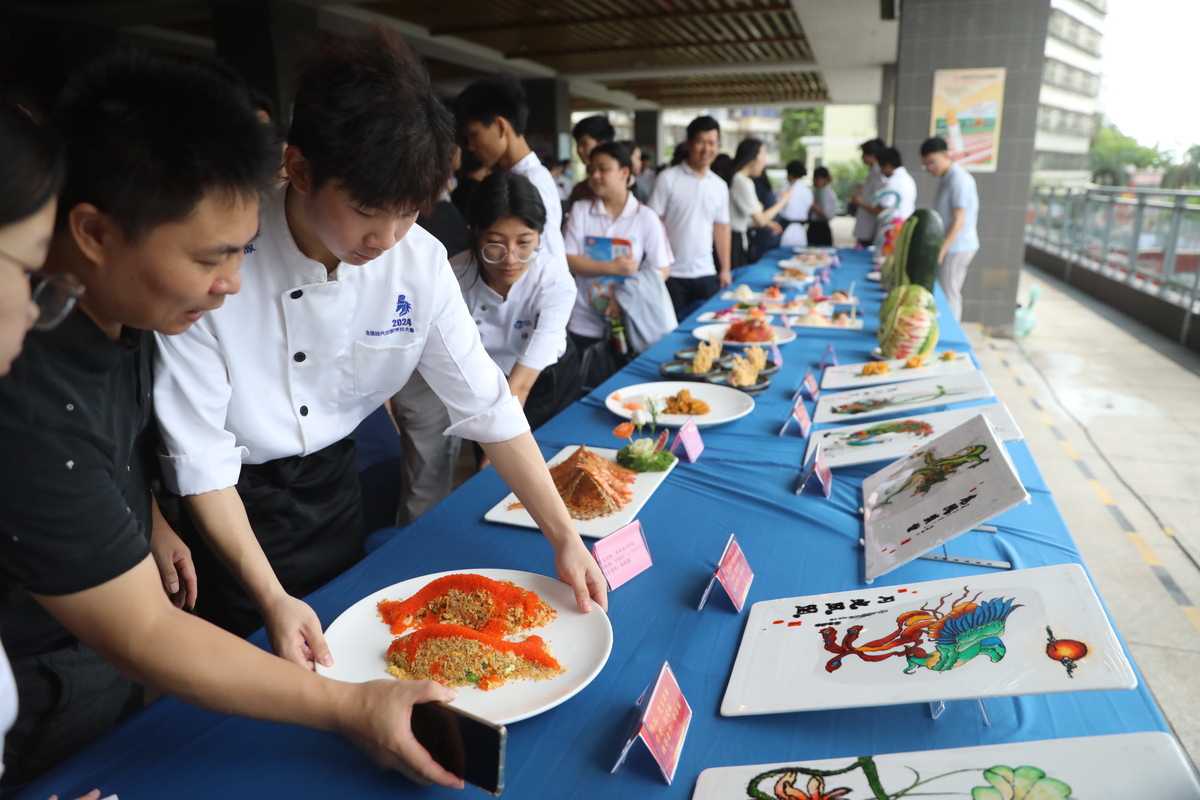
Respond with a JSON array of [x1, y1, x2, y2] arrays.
[[366, 293, 415, 337], [514, 319, 534, 330]]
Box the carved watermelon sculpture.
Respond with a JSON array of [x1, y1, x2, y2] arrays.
[[878, 285, 939, 359], [882, 209, 944, 293]]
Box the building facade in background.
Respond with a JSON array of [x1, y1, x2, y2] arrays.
[[1035, 0, 1107, 184]]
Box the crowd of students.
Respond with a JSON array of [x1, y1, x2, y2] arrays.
[[0, 25, 981, 794]]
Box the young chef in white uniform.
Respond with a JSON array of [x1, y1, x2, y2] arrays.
[[563, 142, 674, 350], [153, 29, 606, 669], [452, 172, 578, 435], [778, 160, 815, 248]]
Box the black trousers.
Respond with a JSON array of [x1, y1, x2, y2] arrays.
[[2, 642, 142, 790], [522, 335, 581, 431], [808, 220, 833, 246], [665, 274, 721, 321], [179, 438, 365, 637], [731, 232, 748, 269]]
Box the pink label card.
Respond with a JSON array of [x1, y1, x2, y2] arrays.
[[778, 396, 811, 438], [818, 342, 838, 369], [611, 662, 692, 784], [795, 444, 834, 498], [592, 520, 652, 591], [770, 341, 783, 368], [669, 418, 704, 463], [802, 368, 820, 401], [698, 533, 754, 613]]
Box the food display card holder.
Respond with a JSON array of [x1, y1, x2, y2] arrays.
[[592, 520, 652, 591], [802, 368, 820, 401], [778, 396, 812, 438], [795, 445, 833, 497], [697, 533, 755, 612], [780, 314, 793, 329], [611, 661, 692, 784], [817, 343, 838, 370], [770, 341, 783, 367], [669, 418, 704, 463]]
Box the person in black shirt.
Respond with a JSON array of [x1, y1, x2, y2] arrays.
[[0, 50, 464, 789]]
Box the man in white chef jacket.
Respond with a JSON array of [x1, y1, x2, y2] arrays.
[[153, 28, 606, 669]]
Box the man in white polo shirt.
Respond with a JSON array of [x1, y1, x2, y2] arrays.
[[851, 138, 886, 247], [856, 147, 917, 225], [648, 115, 732, 319]]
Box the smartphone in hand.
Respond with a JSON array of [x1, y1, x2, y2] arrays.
[[410, 701, 507, 795]]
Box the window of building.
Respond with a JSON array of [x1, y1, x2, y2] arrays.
[[1038, 104, 1097, 137], [1042, 58, 1101, 98], [1035, 151, 1091, 171], [1047, 9, 1103, 57]]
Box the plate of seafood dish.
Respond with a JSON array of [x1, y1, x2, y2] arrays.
[[605, 381, 755, 428], [693, 320, 798, 347], [317, 568, 613, 724]]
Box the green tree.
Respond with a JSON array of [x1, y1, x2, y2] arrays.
[[1089, 122, 1167, 185], [1161, 144, 1200, 189], [778, 108, 823, 165]]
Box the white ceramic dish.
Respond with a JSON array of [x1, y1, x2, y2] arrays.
[[695, 310, 776, 324], [720, 563, 1136, 717], [317, 568, 613, 724], [805, 403, 1023, 469], [484, 445, 676, 538], [820, 351, 976, 390], [692, 733, 1196, 799], [692, 322, 798, 347], [812, 371, 994, 424], [604, 381, 755, 428]]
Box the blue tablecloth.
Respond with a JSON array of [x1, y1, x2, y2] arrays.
[[17, 248, 1166, 800]]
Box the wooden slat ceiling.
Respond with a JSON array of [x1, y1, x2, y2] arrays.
[[367, 0, 819, 105], [602, 71, 827, 107]]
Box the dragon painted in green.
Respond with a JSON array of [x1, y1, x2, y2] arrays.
[[844, 419, 934, 447], [878, 443, 989, 506]]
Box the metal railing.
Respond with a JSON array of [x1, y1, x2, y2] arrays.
[[1026, 184, 1200, 343]]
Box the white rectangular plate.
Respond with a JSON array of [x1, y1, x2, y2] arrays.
[[692, 732, 1196, 799], [720, 563, 1135, 717], [813, 371, 994, 424], [862, 415, 1029, 581], [484, 445, 676, 539], [821, 351, 976, 390], [696, 310, 776, 324], [805, 403, 1023, 469]]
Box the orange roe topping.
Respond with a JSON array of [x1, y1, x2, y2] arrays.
[[377, 573, 549, 637]]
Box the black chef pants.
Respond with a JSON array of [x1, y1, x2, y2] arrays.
[[179, 438, 365, 637]]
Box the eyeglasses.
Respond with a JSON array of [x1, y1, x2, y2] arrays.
[[479, 242, 541, 264], [0, 248, 85, 331]]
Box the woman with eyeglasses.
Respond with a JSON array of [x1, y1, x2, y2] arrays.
[[0, 100, 76, 375], [453, 171, 579, 432]]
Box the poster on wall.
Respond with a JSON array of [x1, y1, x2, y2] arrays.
[[929, 67, 1006, 172]]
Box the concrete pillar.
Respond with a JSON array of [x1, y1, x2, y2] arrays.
[[521, 77, 571, 161], [892, 0, 1051, 333], [877, 63, 898, 145], [212, 0, 320, 122], [634, 110, 665, 168]]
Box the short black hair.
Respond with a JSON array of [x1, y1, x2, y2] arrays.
[[669, 141, 689, 166], [589, 141, 632, 172], [860, 138, 885, 157], [786, 160, 807, 179], [0, 97, 64, 228], [878, 147, 902, 168], [289, 25, 455, 215], [453, 75, 529, 137], [246, 85, 284, 142], [920, 136, 950, 157], [813, 166, 831, 181], [572, 115, 614, 144], [687, 115, 720, 140], [54, 48, 277, 242]]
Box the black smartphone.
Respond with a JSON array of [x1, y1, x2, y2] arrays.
[[409, 701, 507, 795]]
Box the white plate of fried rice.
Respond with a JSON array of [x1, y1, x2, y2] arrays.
[[316, 568, 613, 724]]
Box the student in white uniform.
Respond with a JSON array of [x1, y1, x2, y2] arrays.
[[648, 115, 732, 319], [851, 138, 886, 247], [154, 30, 606, 666], [728, 139, 793, 268], [778, 160, 815, 249], [563, 142, 674, 353], [857, 147, 917, 224], [452, 172, 579, 434]]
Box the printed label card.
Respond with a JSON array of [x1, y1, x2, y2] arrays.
[[795, 445, 833, 498], [770, 341, 783, 368], [669, 418, 704, 463], [818, 343, 838, 369], [778, 396, 812, 438], [612, 662, 693, 784], [592, 520, 652, 590], [698, 534, 755, 612], [802, 368, 820, 401]]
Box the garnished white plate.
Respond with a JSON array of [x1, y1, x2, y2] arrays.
[[317, 568, 613, 724], [695, 310, 776, 324], [812, 371, 994, 424], [820, 351, 976, 390], [692, 322, 798, 347], [484, 445, 676, 538], [605, 380, 755, 427]]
